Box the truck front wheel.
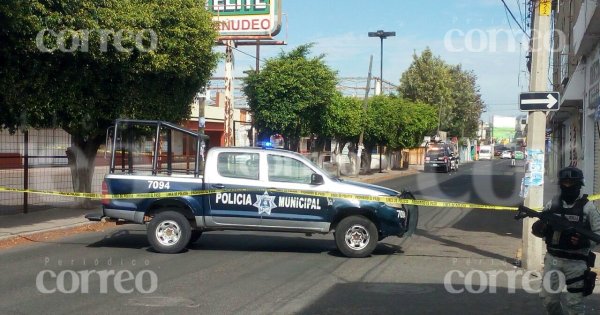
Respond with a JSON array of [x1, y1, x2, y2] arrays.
[[334, 215, 378, 258], [147, 211, 191, 254]]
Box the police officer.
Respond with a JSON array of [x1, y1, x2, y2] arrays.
[[532, 166, 600, 315]]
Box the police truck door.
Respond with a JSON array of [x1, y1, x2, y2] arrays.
[[261, 153, 331, 232], [205, 151, 263, 227]]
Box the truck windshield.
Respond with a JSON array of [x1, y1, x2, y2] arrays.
[[426, 148, 445, 158]]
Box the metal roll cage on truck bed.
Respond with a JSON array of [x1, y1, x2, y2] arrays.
[[87, 119, 418, 258]]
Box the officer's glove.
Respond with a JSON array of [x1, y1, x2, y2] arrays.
[[531, 220, 547, 238], [569, 233, 591, 248]]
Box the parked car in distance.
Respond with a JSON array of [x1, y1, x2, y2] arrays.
[[501, 150, 512, 159], [478, 145, 493, 160], [494, 146, 509, 157]]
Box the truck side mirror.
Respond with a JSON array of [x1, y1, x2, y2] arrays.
[[311, 173, 324, 185]]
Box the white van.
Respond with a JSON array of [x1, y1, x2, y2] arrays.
[[479, 145, 492, 160]]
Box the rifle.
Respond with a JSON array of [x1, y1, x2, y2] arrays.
[[514, 205, 600, 244]]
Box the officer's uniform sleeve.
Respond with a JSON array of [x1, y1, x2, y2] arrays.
[[584, 201, 600, 248]]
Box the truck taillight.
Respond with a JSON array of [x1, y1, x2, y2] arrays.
[[444, 157, 448, 162], [101, 180, 109, 206]]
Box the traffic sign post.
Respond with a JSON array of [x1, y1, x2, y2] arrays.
[[519, 92, 560, 111]]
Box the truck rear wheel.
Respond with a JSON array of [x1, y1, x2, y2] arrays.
[[334, 215, 378, 258], [147, 211, 191, 254]]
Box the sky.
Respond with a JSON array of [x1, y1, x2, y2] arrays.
[[213, 0, 535, 122]]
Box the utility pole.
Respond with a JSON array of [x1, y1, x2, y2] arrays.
[[196, 90, 207, 175], [522, 0, 551, 271], [357, 55, 373, 176], [224, 40, 235, 147]]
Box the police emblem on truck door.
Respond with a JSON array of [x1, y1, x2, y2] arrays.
[[254, 192, 277, 215]]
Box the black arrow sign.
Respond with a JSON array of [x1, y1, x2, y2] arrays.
[[519, 92, 560, 111]]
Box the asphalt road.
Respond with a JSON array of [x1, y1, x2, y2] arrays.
[[0, 159, 598, 314]]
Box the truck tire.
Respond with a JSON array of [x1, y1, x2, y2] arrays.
[[334, 215, 378, 258], [147, 211, 191, 254]]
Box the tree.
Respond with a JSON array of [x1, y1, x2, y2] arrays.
[[360, 95, 400, 172], [394, 99, 438, 149], [320, 93, 363, 149], [243, 44, 338, 151], [0, 0, 219, 200], [398, 48, 453, 132], [398, 48, 485, 138], [447, 65, 485, 138]]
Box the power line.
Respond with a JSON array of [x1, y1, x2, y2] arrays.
[[515, 0, 525, 29], [221, 41, 269, 65], [503, 4, 515, 34], [500, 0, 530, 38]]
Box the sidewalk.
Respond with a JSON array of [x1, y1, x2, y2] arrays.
[[0, 207, 97, 241], [339, 164, 421, 183], [0, 165, 420, 244]]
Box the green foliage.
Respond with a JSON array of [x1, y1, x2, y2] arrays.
[[398, 48, 452, 111], [447, 65, 485, 137], [320, 93, 363, 142], [364, 95, 399, 147], [398, 48, 484, 138], [0, 0, 219, 193], [243, 44, 338, 149], [0, 0, 219, 136], [395, 99, 438, 148], [363, 95, 437, 150]]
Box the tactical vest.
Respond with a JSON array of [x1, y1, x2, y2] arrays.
[[544, 194, 591, 251]]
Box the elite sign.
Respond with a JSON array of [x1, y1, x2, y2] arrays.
[[519, 92, 560, 111], [207, 0, 282, 39]]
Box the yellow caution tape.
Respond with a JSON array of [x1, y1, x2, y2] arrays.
[[1, 186, 599, 211]]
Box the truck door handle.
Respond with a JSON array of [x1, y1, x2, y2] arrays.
[[212, 184, 225, 189]]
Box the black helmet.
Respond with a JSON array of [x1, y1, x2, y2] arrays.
[[558, 167, 584, 185]]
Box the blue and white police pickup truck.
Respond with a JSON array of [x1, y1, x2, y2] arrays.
[[87, 119, 418, 258]]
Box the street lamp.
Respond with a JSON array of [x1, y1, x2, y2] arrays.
[[368, 30, 395, 173], [368, 30, 395, 95]]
